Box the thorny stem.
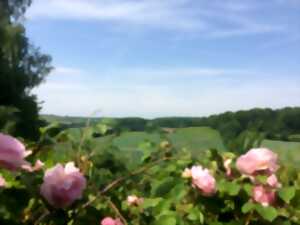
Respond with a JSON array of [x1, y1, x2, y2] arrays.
[[82, 156, 173, 209], [106, 197, 128, 225], [34, 209, 50, 225], [245, 211, 253, 225]]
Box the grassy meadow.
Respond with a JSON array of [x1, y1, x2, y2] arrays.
[[40, 114, 300, 169]]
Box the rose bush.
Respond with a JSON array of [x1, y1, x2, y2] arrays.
[[0, 128, 300, 225]]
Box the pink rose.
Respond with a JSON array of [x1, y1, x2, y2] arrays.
[[253, 185, 276, 207], [0, 175, 6, 188], [127, 195, 144, 206], [267, 174, 281, 188], [33, 159, 45, 171], [236, 148, 279, 175], [40, 162, 86, 208], [191, 166, 216, 196], [101, 217, 123, 225], [0, 133, 32, 171], [22, 159, 45, 172]]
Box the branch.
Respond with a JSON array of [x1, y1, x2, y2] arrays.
[[82, 156, 172, 209], [34, 209, 50, 225], [106, 197, 128, 225]]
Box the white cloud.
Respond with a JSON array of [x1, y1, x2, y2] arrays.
[[112, 67, 251, 79], [35, 79, 300, 118], [33, 66, 300, 118], [27, 0, 201, 30], [26, 0, 286, 37], [50, 66, 85, 77]]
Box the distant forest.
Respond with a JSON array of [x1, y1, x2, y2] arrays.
[[43, 107, 300, 144]]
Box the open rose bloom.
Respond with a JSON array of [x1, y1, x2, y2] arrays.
[[0, 133, 32, 171], [236, 148, 279, 175], [101, 217, 124, 225], [40, 162, 86, 208], [190, 165, 216, 196]]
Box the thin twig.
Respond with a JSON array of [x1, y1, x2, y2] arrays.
[[82, 156, 172, 209], [106, 197, 128, 225], [34, 209, 50, 225], [245, 211, 253, 225]]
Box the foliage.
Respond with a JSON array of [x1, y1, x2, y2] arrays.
[[0, 0, 52, 140], [42, 107, 300, 150], [0, 106, 19, 134], [1, 123, 300, 225]]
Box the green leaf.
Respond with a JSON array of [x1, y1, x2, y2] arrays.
[[154, 215, 176, 225], [187, 207, 204, 224], [167, 183, 187, 203], [39, 122, 60, 135], [138, 141, 153, 162], [187, 208, 199, 221], [243, 184, 253, 196], [278, 187, 296, 204], [218, 180, 241, 196], [199, 211, 204, 224], [152, 178, 176, 196], [255, 205, 278, 222], [142, 198, 162, 209], [242, 202, 255, 214], [256, 175, 268, 184], [97, 124, 109, 135]]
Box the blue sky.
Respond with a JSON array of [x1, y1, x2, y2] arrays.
[[25, 0, 300, 118]]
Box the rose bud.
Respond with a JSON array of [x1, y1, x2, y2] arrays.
[[127, 195, 144, 206], [22, 159, 45, 172], [182, 168, 192, 178], [40, 162, 86, 208], [191, 165, 216, 196], [223, 158, 233, 177], [267, 174, 281, 188]]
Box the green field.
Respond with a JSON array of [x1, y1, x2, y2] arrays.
[[40, 123, 300, 168], [167, 127, 226, 153], [261, 139, 300, 168], [113, 131, 161, 151], [110, 127, 226, 153], [108, 128, 300, 167]]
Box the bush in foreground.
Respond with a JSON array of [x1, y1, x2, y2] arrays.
[[0, 129, 299, 225]]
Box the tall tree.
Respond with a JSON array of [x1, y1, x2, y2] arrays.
[[0, 0, 52, 139]]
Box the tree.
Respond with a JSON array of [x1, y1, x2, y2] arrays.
[[0, 0, 52, 139]]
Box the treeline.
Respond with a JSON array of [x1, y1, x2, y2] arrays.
[[0, 0, 52, 139], [104, 107, 298, 138], [152, 107, 300, 148], [114, 107, 300, 151], [192, 107, 300, 140], [45, 107, 300, 143]]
